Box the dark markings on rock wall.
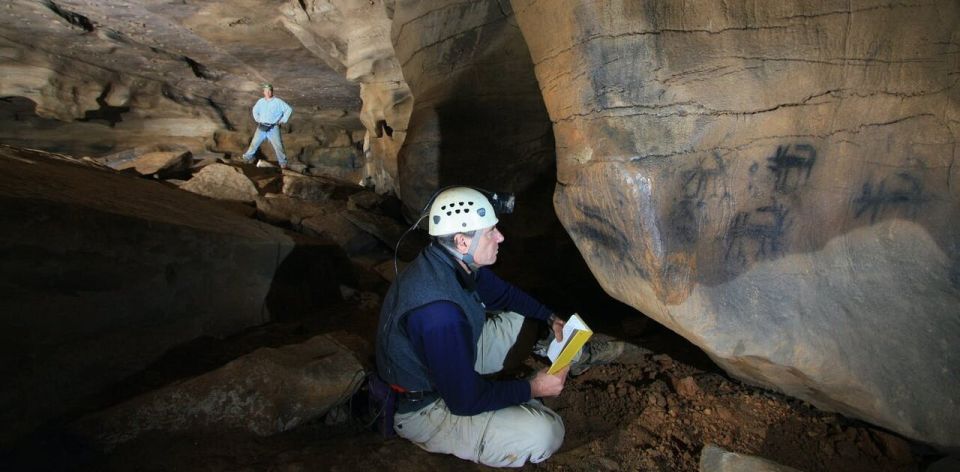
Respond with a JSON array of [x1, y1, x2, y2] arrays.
[[724, 200, 790, 270], [852, 172, 930, 224], [182, 56, 218, 80], [669, 153, 729, 245], [767, 144, 816, 193], [45, 1, 95, 32], [570, 203, 632, 255], [206, 98, 234, 131]]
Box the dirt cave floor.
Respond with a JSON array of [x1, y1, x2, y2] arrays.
[[14, 295, 937, 472]]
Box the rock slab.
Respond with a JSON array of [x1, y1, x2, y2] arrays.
[[181, 163, 259, 202], [700, 445, 802, 472], [71, 334, 364, 449], [0, 145, 342, 445]]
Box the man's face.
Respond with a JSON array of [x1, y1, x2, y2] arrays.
[[263, 88, 273, 99], [460, 226, 504, 267]]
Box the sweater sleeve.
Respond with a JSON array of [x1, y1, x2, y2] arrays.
[[251, 99, 261, 122], [405, 301, 531, 416], [280, 100, 293, 123], [475, 268, 553, 322]]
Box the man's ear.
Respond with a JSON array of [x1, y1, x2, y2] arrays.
[[453, 233, 470, 254]]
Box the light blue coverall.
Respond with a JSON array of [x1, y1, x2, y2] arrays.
[[242, 97, 293, 166]]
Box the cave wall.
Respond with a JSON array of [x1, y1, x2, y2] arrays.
[[0, 0, 364, 170], [512, 0, 960, 451], [389, 0, 556, 228]]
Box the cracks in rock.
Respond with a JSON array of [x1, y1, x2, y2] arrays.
[[727, 54, 945, 66], [566, 114, 939, 165], [182, 56, 218, 80], [206, 98, 234, 131], [660, 64, 764, 86], [44, 0, 95, 33], [534, 24, 794, 66], [393, 1, 476, 42], [399, 16, 509, 69], [554, 89, 841, 123], [541, 56, 628, 92], [772, 2, 933, 22], [847, 79, 960, 99], [533, 2, 939, 68]]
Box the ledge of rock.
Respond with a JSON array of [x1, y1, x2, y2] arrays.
[[0, 145, 345, 445]]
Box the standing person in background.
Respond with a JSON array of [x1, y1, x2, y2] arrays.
[[242, 83, 293, 169]]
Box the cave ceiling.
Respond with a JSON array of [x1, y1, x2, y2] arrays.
[[0, 0, 361, 128]]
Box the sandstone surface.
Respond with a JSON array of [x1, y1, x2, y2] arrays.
[[512, 0, 960, 451]]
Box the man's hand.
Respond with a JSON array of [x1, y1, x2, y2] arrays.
[[530, 366, 569, 398], [548, 314, 565, 342]]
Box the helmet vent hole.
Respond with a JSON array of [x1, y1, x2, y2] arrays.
[[464, 209, 470, 213], [446, 211, 452, 216], [433, 216, 440, 224], [441, 205, 447, 210], [462, 223, 467, 227], [468, 201, 473, 205], [455, 209, 461, 214]]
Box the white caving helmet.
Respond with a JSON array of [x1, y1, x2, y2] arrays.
[[428, 187, 498, 236]]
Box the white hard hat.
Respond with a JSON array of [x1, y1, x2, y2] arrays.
[[428, 187, 498, 236]]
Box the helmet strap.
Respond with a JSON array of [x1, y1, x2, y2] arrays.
[[441, 230, 483, 271], [461, 230, 483, 269]]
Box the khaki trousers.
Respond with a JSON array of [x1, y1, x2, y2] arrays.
[[393, 312, 565, 468]]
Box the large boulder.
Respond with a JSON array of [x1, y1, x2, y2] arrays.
[[0, 145, 344, 445], [512, 0, 960, 451], [70, 333, 365, 450], [181, 163, 259, 202]]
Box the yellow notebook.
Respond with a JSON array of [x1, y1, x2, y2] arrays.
[[546, 314, 592, 375]]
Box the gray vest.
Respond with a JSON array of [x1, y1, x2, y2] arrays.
[[375, 243, 487, 391]]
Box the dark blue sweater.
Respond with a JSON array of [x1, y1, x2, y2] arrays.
[[404, 267, 553, 416]]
